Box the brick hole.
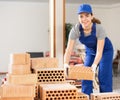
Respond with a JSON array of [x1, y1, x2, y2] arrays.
[[46, 98, 48, 100], [48, 94, 51, 97], [60, 93, 62, 96], [68, 93, 70, 96], [52, 94, 55, 96], [37, 71, 40, 73], [48, 77, 50, 79], [56, 94, 59, 96], [69, 96, 72, 99], [60, 73, 62, 75], [44, 73, 47, 76], [56, 73, 59, 76], [66, 90, 68, 93], [58, 76, 60, 78], [48, 71, 50, 73], [71, 93, 74, 96], [41, 77, 43, 79], [55, 76, 57, 78], [44, 71, 47, 73], [73, 90, 76, 92], [51, 71, 53, 73], [66, 97, 68, 99], [41, 71, 43, 73], [51, 76, 53, 79], [73, 96, 76, 99], [50, 98, 52, 100], [54, 91, 57, 93]]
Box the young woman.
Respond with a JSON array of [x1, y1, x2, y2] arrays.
[[64, 4, 114, 95]]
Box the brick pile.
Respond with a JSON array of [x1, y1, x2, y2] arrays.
[[30, 57, 90, 100], [0, 53, 37, 100]]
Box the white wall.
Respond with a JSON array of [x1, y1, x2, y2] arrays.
[[93, 4, 120, 51], [66, 3, 120, 51], [0, 1, 49, 71], [1, 2, 120, 72]]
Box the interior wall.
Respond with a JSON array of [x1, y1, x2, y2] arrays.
[[1, 1, 120, 72], [66, 3, 120, 53], [0, 1, 49, 71]]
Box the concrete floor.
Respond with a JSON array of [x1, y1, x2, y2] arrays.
[[113, 73, 120, 92]]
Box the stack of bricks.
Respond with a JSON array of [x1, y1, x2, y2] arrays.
[[9, 53, 31, 74], [30, 57, 90, 100], [31, 57, 90, 100], [91, 92, 120, 100], [0, 53, 37, 100]]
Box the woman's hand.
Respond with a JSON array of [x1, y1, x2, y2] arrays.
[[64, 63, 70, 77], [64, 63, 69, 69], [91, 64, 97, 73]]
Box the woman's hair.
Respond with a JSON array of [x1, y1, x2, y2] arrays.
[[92, 17, 101, 24], [91, 13, 101, 24]]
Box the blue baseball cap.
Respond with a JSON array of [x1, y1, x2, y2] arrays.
[[77, 4, 92, 14]]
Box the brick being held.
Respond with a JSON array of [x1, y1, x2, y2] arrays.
[[68, 65, 94, 80]]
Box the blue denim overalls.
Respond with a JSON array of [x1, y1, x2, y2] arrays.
[[79, 23, 113, 95]]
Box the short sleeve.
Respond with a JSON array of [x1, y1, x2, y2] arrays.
[[96, 24, 107, 40], [69, 23, 80, 40]]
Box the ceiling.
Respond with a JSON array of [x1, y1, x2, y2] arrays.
[[66, 0, 120, 5], [0, 0, 120, 5]]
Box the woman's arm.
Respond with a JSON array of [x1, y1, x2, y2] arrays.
[[64, 39, 75, 65], [92, 39, 105, 70]]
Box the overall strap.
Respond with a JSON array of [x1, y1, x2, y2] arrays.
[[92, 23, 96, 35]]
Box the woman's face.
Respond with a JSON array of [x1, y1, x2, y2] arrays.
[[78, 12, 93, 29]]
